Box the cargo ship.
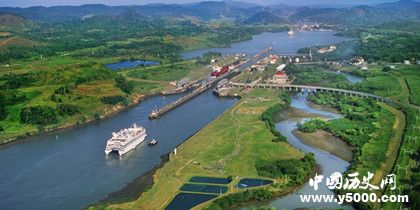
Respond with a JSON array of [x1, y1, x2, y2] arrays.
[[211, 65, 229, 77], [105, 123, 147, 156]]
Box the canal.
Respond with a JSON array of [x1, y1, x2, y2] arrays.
[[181, 31, 351, 59], [0, 31, 357, 210], [0, 91, 236, 210]]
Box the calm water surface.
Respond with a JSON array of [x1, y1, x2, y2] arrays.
[[182, 31, 351, 59], [239, 92, 353, 210], [106, 60, 159, 71], [0, 31, 358, 210], [0, 91, 236, 210]]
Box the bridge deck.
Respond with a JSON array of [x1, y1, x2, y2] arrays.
[[229, 82, 389, 102]]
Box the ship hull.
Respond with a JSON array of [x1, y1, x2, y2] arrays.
[[105, 134, 147, 156]]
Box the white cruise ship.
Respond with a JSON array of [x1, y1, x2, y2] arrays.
[[105, 123, 147, 156]]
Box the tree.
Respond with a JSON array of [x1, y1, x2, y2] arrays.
[[19, 106, 58, 125], [115, 76, 134, 94]]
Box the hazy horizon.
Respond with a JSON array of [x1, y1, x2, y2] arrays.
[[0, 0, 404, 8]]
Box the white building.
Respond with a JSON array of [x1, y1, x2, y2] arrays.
[[318, 45, 336, 54], [276, 64, 286, 71]]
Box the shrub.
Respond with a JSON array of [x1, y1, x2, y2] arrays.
[[261, 103, 288, 142], [115, 76, 134, 94], [57, 104, 79, 116], [93, 112, 101, 119], [19, 106, 58, 125], [256, 153, 316, 185], [205, 189, 274, 210], [2, 73, 37, 89], [54, 85, 75, 95], [0, 106, 6, 121], [100, 95, 128, 105], [297, 118, 328, 133]]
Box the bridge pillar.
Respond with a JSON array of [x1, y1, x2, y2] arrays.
[[289, 87, 291, 91]]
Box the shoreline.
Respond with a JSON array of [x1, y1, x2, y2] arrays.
[[87, 94, 240, 208], [89, 91, 350, 209], [0, 92, 162, 149], [292, 129, 353, 162], [91, 153, 171, 207], [220, 164, 322, 210]]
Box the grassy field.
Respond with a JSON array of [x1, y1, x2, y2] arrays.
[[354, 72, 403, 99], [306, 92, 408, 209], [0, 79, 131, 142], [382, 105, 420, 210], [104, 89, 303, 210], [1, 48, 239, 143], [349, 65, 420, 105], [126, 61, 198, 81], [387, 65, 420, 106], [0, 52, 218, 143], [125, 55, 238, 82]]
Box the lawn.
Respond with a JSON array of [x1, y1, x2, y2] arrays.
[[126, 55, 238, 83], [0, 79, 131, 143], [105, 89, 303, 210], [126, 61, 198, 82], [388, 65, 420, 106], [354, 73, 402, 99], [381, 105, 420, 210], [0, 51, 202, 142]]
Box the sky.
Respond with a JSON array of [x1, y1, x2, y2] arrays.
[[0, 0, 400, 8]]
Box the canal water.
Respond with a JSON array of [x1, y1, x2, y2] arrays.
[[0, 91, 236, 210], [0, 31, 358, 210], [181, 31, 351, 59]]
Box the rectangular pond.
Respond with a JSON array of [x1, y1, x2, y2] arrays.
[[165, 193, 217, 210], [180, 183, 228, 194], [189, 176, 231, 184], [236, 178, 273, 189]]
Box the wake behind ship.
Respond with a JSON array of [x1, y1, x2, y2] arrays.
[[105, 123, 147, 156]]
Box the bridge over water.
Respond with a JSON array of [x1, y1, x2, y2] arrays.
[[228, 82, 391, 103]]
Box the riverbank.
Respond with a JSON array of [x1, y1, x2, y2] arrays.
[[293, 129, 353, 161], [0, 90, 165, 148], [93, 153, 170, 206], [103, 89, 304, 209], [282, 104, 353, 162], [194, 164, 321, 210], [0, 53, 240, 147], [0, 93, 138, 147]]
